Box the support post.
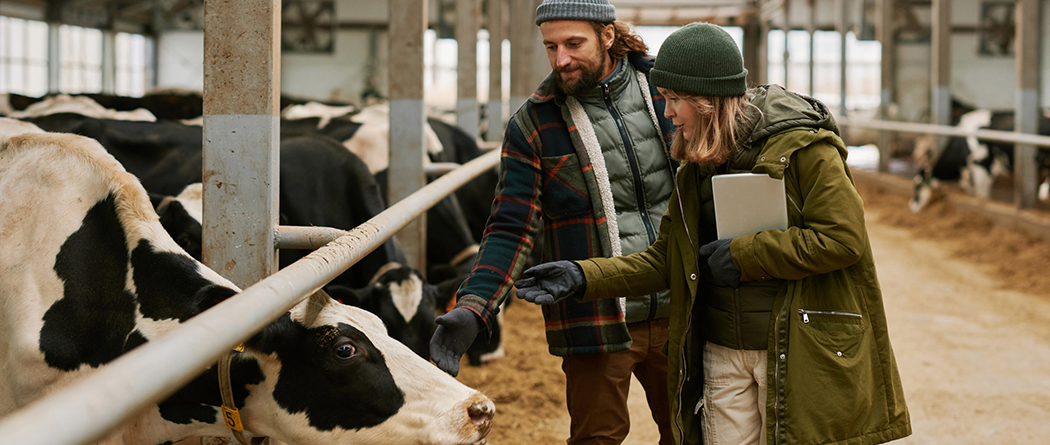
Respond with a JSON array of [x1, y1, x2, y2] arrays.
[[808, 0, 816, 97], [782, 0, 790, 89], [1015, 0, 1042, 208], [202, 0, 281, 288], [876, 0, 894, 172], [837, 0, 849, 121], [48, 23, 60, 93], [743, 17, 762, 88], [931, 0, 951, 129], [510, 0, 536, 111], [389, 0, 428, 274], [487, 0, 506, 141], [102, 31, 116, 95], [457, 0, 480, 139]]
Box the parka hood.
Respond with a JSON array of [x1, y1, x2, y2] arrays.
[[739, 84, 839, 145]]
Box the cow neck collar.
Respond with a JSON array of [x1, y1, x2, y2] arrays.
[[218, 348, 268, 445]]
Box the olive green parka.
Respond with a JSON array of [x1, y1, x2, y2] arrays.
[[575, 85, 911, 445]]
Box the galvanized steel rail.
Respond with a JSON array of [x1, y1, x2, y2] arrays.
[[0, 148, 501, 445], [838, 117, 1050, 148]]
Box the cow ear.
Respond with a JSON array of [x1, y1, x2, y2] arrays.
[[324, 285, 367, 308], [193, 284, 238, 313], [247, 313, 299, 354]]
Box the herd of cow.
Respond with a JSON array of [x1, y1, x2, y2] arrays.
[[910, 100, 1050, 211], [0, 92, 501, 444]]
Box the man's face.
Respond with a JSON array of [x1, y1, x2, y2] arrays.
[[540, 20, 612, 96]]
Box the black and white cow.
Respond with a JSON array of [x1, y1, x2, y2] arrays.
[[0, 126, 494, 445], [911, 108, 1050, 211]]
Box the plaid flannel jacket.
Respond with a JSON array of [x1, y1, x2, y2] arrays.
[[455, 54, 676, 356]]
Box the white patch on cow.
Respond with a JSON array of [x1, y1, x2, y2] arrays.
[[175, 183, 204, 223], [388, 273, 424, 323], [1039, 178, 1050, 202], [0, 94, 13, 116], [909, 183, 933, 213], [179, 116, 204, 126], [345, 103, 444, 174], [7, 94, 157, 121], [0, 117, 44, 146], [281, 101, 357, 129], [959, 109, 992, 162]]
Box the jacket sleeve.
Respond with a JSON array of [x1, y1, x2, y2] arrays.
[[454, 115, 544, 335], [576, 175, 678, 300], [734, 138, 867, 281]]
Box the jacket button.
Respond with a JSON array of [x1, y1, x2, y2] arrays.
[[780, 156, 787, 162], [780, 353, 786, 360], [836, 351, 843, 357], [809, 129, 817, 133], [689, 273, 697, 281], [760, 156, 765, 161]]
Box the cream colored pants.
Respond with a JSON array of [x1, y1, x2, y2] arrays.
[[701, 342, 768, 445]]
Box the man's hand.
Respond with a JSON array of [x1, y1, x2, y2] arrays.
[[698, 238, 741, 288], [430, 307, 482, 377], [514, 260, 585, 305]]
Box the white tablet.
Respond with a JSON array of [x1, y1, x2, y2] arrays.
[[711, 173, 789, 239]]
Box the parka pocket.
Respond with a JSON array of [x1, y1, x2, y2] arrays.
[[785, 308, 880, 441], [540, 153, 590, 220]]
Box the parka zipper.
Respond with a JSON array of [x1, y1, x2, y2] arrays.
[[797, 309, 863, 324], [673, 175, 702, 445], [602, 82, 661, 321]]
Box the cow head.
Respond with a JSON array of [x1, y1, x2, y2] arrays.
[[325, 266, 440, 360]]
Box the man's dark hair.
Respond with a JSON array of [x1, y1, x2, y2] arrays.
[[591, 20, 649, 60]]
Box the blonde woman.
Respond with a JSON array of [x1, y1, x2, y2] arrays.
[[514, 22, 911, 445]]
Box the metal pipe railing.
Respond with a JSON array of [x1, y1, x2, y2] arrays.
[[838, 117, 1050, 148], [0, 148, 501, 445]]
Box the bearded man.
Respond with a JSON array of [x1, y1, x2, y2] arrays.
[[430, 0, 678, 443]]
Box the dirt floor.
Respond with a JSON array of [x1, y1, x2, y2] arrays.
[[455, 179, 1050, 445]]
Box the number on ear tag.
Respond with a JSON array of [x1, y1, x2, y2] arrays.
[[222, 405, 244, 431]]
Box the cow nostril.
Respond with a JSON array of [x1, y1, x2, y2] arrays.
[[468, 402, 494, 424]]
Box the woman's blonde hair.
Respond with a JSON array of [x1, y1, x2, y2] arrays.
[[667, 92, 755, 166]]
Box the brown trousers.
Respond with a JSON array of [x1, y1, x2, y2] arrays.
[[562, 318, 674, 445]]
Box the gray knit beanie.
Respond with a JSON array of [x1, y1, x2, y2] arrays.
[[535, 0, 616, 26], [651, 22, 748, 97]]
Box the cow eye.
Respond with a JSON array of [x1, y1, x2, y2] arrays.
[[335, 343, 357, 359]]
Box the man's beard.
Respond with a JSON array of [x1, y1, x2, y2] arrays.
[[555, 48, 607, 96]]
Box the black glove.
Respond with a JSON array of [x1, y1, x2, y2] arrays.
[[430, 307, 482, 377], [514, 260, 586, 305], [698, 238, 741, 288]]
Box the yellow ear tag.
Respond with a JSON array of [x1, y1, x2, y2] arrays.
[[222, 405, 244, 431], [233, 344, 245, 352]]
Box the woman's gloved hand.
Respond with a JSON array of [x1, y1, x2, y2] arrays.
[[513, 260, 586, 305], [698, 238, 741, 288]]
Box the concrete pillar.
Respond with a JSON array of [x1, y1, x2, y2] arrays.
[[509, 0, 537, 111], [837, 0, 849, 121], [876, 0, 894, 172], [202, 0, 281, 288], [487, 0, 506, 141], [808, 0, 816, 97], [102, 31, 116, 95], [931, 0, 951, 129], [782, 1, 790, 89], [743, 18, 762, 87], [389, 0, 428, 274], [457, 0, 480, 139], [1015, 0, 1042, 208], [48, 23, 60, 93]]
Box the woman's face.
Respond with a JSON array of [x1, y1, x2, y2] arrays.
[[659, 88, 700, 141]]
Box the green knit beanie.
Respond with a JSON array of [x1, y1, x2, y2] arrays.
[[651, 22, 748, 97]]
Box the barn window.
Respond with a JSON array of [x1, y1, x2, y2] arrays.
[[115, 32, 151, 97], [59, 24, 104, 94], [0, 16, 49, 96]]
